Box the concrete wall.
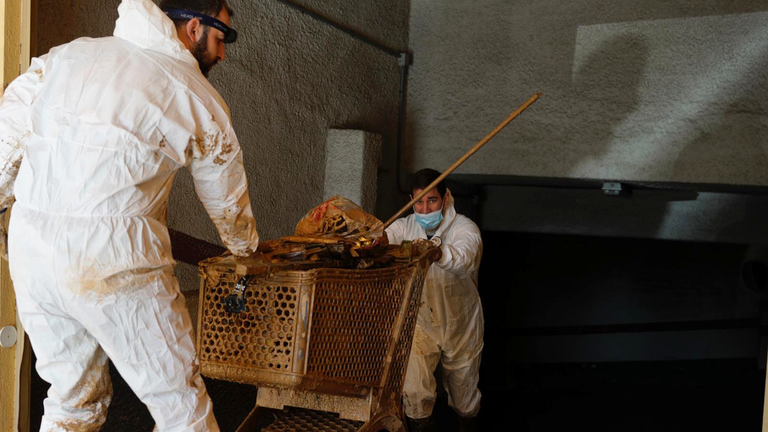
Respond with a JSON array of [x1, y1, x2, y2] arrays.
[[35, 0, 409, 291], [401, 1, 768, 365], [36, 1, 119, 52], [406, 0, 768, 186]]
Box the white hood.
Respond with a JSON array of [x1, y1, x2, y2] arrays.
[[113, 0, 197, 66]]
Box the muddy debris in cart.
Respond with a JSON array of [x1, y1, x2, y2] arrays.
[[243, 196, 424, 270]]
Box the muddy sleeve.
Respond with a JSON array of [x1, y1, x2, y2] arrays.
[[182, 95, 259, 257], [0, 56, 46, 209], [436, 219, 483, 275]]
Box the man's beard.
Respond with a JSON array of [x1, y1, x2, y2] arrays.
[[191, 30, 217, 77]]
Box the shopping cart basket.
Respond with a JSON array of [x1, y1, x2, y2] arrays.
[[197, 246, 440, 431]]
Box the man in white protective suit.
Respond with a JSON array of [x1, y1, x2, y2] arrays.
[[0, 0, 258, 430], [385, 168, 484, 432]]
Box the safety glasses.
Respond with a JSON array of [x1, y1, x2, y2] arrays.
[[162, 8, 238, 43]]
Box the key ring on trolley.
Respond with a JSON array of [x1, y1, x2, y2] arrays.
[[224, 274, 255, 314]]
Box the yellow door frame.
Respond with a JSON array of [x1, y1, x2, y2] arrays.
[[0, 0, 34, 430]]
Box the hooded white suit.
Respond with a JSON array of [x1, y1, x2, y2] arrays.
[[385, 192, 484, 420], [0, 0, 258, 430]]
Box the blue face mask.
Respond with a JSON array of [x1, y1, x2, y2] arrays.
[[415, 207, 444, 230]]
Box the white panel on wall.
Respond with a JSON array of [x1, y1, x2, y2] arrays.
[[323, 129, 382, 213], [407, 1, 768, 186], [571, 12, 768, 184]]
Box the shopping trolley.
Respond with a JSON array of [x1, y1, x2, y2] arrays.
[[196, 245, 439, 431]]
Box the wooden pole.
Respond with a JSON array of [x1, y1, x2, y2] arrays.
[[382, 92, 542, 230]]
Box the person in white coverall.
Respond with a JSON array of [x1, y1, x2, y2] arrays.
[[385, 168, 484, 432], [0, 0, 258, 430]]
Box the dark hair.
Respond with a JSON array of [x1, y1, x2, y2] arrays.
[[159, 0, 234, 25], [409, 168, 446, 197]]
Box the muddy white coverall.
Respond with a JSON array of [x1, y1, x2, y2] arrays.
[[0, 0, 259, 430], [385, 192, 484, 419]]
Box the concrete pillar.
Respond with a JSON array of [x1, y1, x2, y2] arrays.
[[323, 129, 382, 214]]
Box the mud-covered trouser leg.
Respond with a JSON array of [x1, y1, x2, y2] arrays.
[[442, 339, 483, 418], [14, 265, 219, 432], [15, 274, 113, 431], [75, 268, 219, 432], [403, 326, 442, 419]]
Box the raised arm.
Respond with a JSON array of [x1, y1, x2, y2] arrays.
[[436, 218, 483, 275]]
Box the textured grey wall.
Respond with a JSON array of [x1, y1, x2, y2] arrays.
[[406, 0, 768, 186], [35, 0, 409, 290], [37, 0, 120, 51]]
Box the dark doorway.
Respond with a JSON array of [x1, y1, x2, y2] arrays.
[[472, 231, 766, 431]]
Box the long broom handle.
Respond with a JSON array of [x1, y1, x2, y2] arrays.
[[382, 92, 542, 230]]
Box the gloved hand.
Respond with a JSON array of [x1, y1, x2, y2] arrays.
[[414, 236, 441, 249], [412, 237, 443, 262], [377, 230, 390, 248]]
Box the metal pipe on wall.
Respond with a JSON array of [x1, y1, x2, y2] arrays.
[[272, 0, 413, 194]]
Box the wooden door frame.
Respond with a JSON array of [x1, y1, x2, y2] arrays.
[[0, 0, 35, 430]]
